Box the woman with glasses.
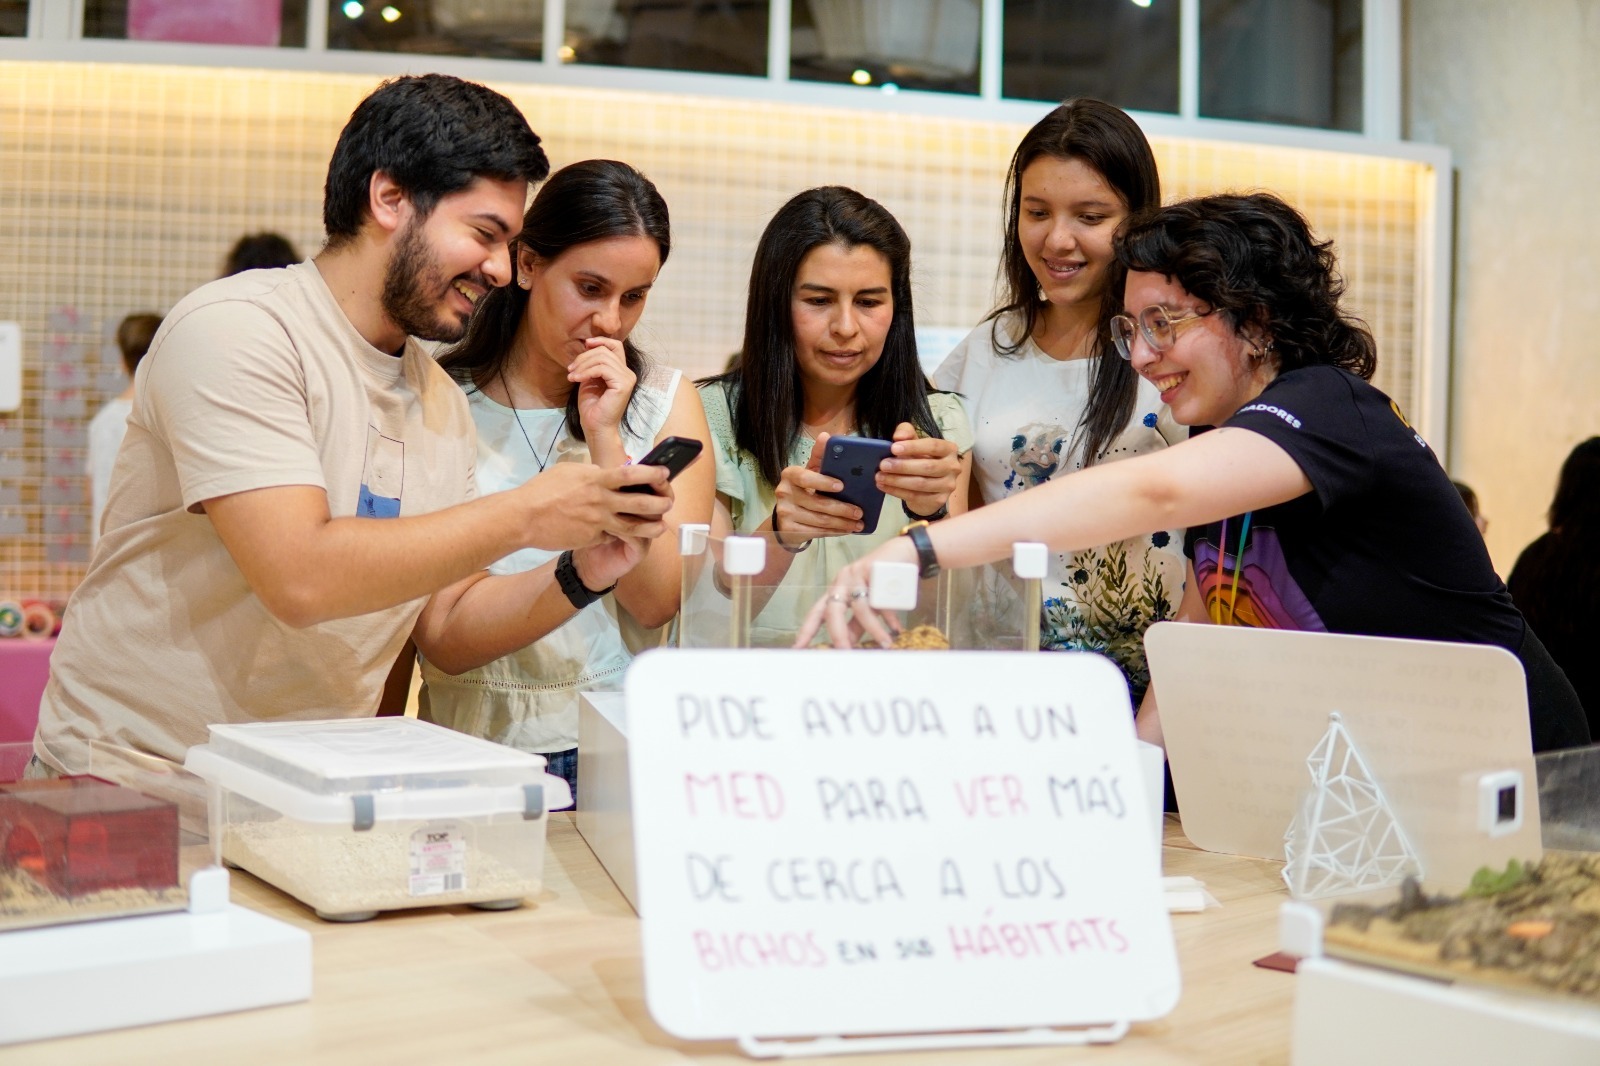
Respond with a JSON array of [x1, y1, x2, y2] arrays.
[[931, 99, 1183, 701], [416, 160, 715, 800], [804, 192, 1588, 755]]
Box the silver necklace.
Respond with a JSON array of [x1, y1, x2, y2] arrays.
[[499, 369, 562, 473]]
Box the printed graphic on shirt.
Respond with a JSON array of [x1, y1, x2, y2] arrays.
[[1041, 535, 1177, 699], [357, 427, 404, 518], [1192, 522, 1325, 631], [1006, 421, 1073, 489]]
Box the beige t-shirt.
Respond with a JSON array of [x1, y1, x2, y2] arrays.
[[35, 263, 478, 773]]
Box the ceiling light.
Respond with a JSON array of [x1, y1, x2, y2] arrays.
[[380, 4, 400, 21], [850, 69, 872, 86], [1131, 0, 1153, 8], [342, 1, 363, 18]]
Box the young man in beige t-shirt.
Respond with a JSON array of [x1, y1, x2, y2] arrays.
[[34, 75, 673, 775]]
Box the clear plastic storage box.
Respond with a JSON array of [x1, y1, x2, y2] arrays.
[[677, 525, 1045, 650], [185, 718, 569, 921]]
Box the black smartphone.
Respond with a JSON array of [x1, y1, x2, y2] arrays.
[[619, 435, 704, 494], [818, 435, 894, 535]]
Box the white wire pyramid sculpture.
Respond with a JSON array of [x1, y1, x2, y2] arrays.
[[1283, 712, 1423, 899]]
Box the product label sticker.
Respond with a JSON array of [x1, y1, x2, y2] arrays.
[[409, 821, 467, 896]]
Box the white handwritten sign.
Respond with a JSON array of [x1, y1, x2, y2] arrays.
[[626, 649, 1179, 1041]]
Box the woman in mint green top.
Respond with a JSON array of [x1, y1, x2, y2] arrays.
[[697, 186, 972, 640]]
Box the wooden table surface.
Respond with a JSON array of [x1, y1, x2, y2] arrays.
[[3, 816, 1297, 1066]]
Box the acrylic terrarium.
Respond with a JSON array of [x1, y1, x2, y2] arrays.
[[676, 525, 1044, 650], [0, 772, 186, 931], [184, 717, 569, 922]]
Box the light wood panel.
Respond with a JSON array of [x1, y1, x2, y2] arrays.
[[1, 816, 1295, 1065]]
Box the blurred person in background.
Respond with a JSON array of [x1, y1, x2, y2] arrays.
[[1452, 479, 1489, 538], [222, 231, 301, 276], [87, 312, 162, 548], [1509, 437, 1600, 737]]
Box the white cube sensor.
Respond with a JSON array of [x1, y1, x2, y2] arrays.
[[679, 523, 710, 557], [1012, 541, 1049, 580], [722, 535, 766, 576], [868, 560, 920, 611], [1476, 769, 1524, 837]]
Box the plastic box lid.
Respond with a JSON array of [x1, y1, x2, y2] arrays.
[[183, 718, 569, 826]]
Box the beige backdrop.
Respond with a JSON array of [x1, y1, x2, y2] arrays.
[[1406, 0, 1600, 573], [0, 61, 1434, 599]]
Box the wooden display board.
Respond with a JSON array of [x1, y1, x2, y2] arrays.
[[626, 649, 1179, 1051], [1145, 623, 1542, 891]]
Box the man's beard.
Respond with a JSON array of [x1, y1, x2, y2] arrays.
[[380, 218, 472, 344]]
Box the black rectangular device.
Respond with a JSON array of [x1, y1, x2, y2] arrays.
[[818, 435, 894, 535], [619, 435, 704, 494]]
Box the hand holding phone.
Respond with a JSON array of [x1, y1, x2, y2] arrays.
[[817, 435, 894, 535], [619, 435, 704, 494]]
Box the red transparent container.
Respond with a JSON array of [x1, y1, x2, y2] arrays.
[[0, 775, 179, 898]]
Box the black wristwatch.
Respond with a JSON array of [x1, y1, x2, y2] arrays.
[[556, 550, 616, 609], [900, 520, 940, 579], [901, 499, 950, 523]]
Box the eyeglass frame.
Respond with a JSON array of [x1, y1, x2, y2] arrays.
[[1109, 305, 1217, 361]]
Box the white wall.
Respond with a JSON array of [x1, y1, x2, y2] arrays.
[[1405, 0, 1600, 572]]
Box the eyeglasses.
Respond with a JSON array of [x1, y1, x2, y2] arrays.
[[1109, 305, 1215, 361]]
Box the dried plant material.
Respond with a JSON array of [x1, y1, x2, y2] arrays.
[[0, 867, 185, 932], [1325, 854, 1600, 1002], [1507, 920, 1555, 939], [891, 625, 950, 650]]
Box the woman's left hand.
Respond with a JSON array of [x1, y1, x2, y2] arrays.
[[570, 337, 635, 436], [877, 422, 959, 517]]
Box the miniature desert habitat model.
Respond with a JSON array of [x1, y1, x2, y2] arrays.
[[0, 776, 185, 931], [1323, 855, 1600, 1001]]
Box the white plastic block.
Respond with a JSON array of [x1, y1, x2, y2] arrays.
[[679, 523, 710, 556], [187, 864, 231, 914], [868, 561, 919, 611], [0, 322, 19, 412], [1012, 541, 1048, 580], [1476, 769, 1524, 837], [723, 535, 766, 576]]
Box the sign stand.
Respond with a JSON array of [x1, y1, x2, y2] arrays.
[[626, 649, 1178, 1056], [737, 1019, 1130, 1058]]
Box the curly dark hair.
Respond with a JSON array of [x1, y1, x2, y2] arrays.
[[1113, 192, 1377, 380], [323, 74, 548, 247]]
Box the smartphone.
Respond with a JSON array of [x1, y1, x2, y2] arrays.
[[619, 435, 704, 494], [818, 435, 894, 535]]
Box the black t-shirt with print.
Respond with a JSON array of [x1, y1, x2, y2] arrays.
[[1183, 367, 1588, 752]]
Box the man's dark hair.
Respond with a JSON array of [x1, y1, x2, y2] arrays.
[[223, 232, 301, 276], [322, 74, 549, 246]]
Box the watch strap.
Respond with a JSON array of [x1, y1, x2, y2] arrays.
[[900, 520, 940, 580], [556, 550, 615, 610], [901, 498, 950, 523]]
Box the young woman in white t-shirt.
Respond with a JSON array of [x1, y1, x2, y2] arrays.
[[417, 160, 714, 801], [932, 99, 1185, 702]]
